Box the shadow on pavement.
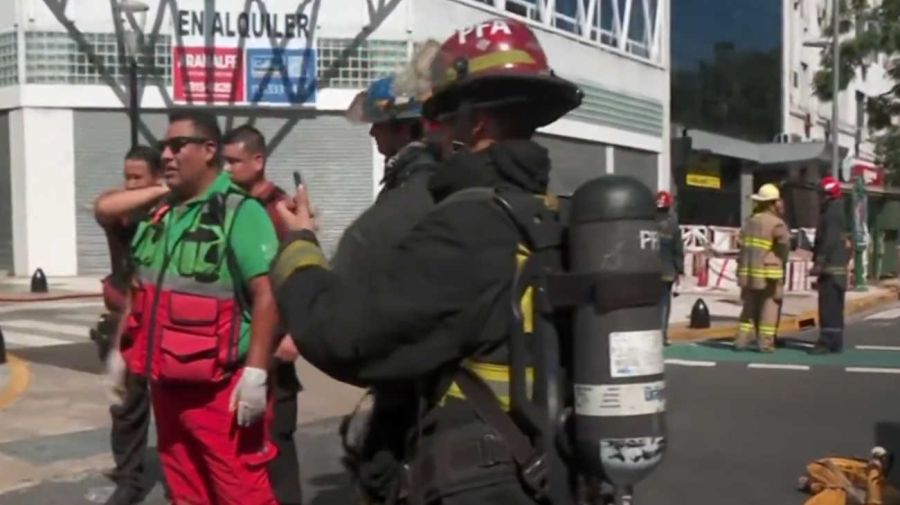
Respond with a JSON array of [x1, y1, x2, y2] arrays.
[[14, 342, 102, 375], [307, 472, 354, 505], [695, 336, 815, 352]]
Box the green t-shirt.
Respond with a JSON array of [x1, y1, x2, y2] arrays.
[[131, 172, 278, 357]]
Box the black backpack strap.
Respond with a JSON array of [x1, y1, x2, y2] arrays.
[[431, 186, 559, 499], [453, 367, 548, 498]]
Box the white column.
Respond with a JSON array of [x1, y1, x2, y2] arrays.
[[605, 145, 614, 174], [658, 0, 672, 191], [781, 0, 792, 134], [740, 163, 754, 223], [371, 138, 384, 200], [10, 108, 78, 276]]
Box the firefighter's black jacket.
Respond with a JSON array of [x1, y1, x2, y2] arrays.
[[329, 139, 440, 284], [273, 140, 549, 387], [813, 196, 850, 288], [326, 138, 440, 502]]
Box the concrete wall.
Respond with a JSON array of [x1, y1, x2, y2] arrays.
[[0, 112, 12, 273], [10, 108, 77, 275], [0, 1, 18, 31]]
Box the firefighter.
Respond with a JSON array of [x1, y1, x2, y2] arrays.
[[736, 183, 790, 352], [810, 175, 850, 355], [271, 18, 582, 505], [333, 44, 444, 505], [223, 125, 303, 505], [333, 39, 443, 281], [93, 145, 166, 505], [656, 190, 684, 346], [121, 110, 281, 504]]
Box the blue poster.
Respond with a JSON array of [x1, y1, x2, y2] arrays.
[[246, 48, 316, 105]]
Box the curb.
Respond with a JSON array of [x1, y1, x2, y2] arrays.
[[0, 355, 31, 410], [0, 293, 101, 303], [669, 287, 900, 342]]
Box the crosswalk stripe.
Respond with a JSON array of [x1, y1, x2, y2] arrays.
[[0, 300, 103, 315], [865, 308, 900, 320], [2, 320, 90, 338], [665, 359, 716, 367], [846, 367, 900, 375], [59, 313, 103, 324], [748, 363, 810, 371], [856, 345, 900, 352], [3, 330, 72, 348]]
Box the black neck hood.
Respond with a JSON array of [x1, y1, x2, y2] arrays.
[[428, 140, 551, 202]]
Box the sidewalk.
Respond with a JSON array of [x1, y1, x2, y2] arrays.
[[0, 276, 101, 302], [668, 279, 900, 341]]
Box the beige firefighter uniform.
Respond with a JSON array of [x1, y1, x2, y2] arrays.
[[736, 186, 790, 352], [799, 449, 899, 505]]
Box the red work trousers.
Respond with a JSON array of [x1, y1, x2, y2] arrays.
[[151, 371, 278, 505]]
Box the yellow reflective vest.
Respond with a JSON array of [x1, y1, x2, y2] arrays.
[[737, 210, 790, 290]]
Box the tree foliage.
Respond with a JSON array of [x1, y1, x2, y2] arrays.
[[815, 0, 900, 182]]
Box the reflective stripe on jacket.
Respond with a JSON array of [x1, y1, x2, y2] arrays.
[[441, 242, 535, 412], [737, 210, 790, 290], [124, 190, 248, 382]]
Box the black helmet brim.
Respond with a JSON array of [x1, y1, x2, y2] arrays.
[[423, 74, 583, 128]]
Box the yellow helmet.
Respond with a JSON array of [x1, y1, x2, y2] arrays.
[[751, 183, 780, 202]]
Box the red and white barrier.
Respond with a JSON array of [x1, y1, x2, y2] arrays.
[[684, 252, 814, 292]]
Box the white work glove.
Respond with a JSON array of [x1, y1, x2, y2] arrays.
[[103, 351, 128, 406], [229, 367, 268, 427]]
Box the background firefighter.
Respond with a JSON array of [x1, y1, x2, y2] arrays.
[[271, 18, 582, 505], [735, 183, 790, 352], [810, 175, 851, 355], [332, 42, 444, 505], [656, 190, 683, 346]]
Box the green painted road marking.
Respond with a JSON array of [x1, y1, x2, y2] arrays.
[[665, 342, 900, 369]]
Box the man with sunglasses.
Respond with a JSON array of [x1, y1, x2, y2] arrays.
[[223, 124, 304, 505], [121, 110, 282, 504]]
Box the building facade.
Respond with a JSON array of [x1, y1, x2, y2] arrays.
[[670, 0, 892, 228], [784, 0, 894, 161], [0, 0, 670, 276]]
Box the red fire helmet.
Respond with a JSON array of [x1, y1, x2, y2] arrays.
[[423, 18, 583, 128], [821, 175, 842, 198], [656, 190, 673, 209]]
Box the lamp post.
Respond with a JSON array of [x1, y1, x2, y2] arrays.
[[803, 0, 841, 180], [120, 0, 149, 149]]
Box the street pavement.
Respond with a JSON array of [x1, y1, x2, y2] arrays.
[[1, 298, 900, 504]]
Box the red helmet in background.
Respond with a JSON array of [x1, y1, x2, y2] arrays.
[[423, 18, 583, 128], [656, 190, 673, 209], [821, 175, 842, 198]]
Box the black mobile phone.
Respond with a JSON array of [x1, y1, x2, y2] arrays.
[[293, 170, 303, 187]]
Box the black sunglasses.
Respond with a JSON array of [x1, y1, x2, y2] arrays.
[[157, 136, 210, 154]]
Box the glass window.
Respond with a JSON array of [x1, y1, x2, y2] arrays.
[[0, 32, 18, 87], [461, 0, 659, 61], [316, 38, 407, 88], [24, 31, 172, 86], [671, 0, 783, 142]]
